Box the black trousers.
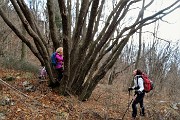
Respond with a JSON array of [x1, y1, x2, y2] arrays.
[[56, 67, 63, 81], [132, 92, 145, 118]]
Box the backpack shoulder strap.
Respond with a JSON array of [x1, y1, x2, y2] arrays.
[[136, 75, 143, 86], [136, 76, 139, 86]]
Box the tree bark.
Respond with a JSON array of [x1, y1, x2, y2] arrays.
[[47, 0, 60, 50], [135, 0, 145, 69], [58, 0, 70, 95], [20, 25, 26, 61]]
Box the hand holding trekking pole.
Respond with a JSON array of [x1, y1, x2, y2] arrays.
[[128, 87, 133, 92]]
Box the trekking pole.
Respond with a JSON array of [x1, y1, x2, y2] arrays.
[[128, 90, 130, 105], [121, 93, 136, 120]]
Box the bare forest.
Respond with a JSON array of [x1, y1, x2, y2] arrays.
[[0, 0, 180, 119]]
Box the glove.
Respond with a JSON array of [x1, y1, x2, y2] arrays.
[[135, 90, 142, 95], [128, 87, 133, 92]]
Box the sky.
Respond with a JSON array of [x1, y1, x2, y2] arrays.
[[158, 9, 180, 42], [146, 0, 180, 43], [24, 0, 180, 43]]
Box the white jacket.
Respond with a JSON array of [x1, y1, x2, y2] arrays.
[[132, 75, 144, 92]]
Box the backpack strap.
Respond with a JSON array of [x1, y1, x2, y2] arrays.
[[136, 76, 142, 85], [136, 76, 139, 86]]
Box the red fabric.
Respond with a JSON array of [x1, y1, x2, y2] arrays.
[[142, 73, 152, 93]]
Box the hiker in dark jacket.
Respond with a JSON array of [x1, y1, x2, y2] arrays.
[[128, 69, 145, 120], [55, 47, 64, 81]]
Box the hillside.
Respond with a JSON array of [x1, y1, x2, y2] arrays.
[[0, 69, 180, 120]]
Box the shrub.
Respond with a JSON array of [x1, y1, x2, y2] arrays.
[[1, 56, 39, 74]]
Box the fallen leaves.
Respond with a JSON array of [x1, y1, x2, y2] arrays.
[[0, 68, 180, 120]]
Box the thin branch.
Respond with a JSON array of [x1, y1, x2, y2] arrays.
[[10, 0, 46, 58], [138, 31, 171, 43], [0, 78, 59, 114], [0, 7, 43, 63]]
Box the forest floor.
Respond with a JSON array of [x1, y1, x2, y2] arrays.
[[0, 68, 180, 120]]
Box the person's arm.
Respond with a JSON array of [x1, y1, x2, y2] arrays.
[[56, 54, 63, 61], [131, 80, 136, 89], [128, 79, 136, 91]]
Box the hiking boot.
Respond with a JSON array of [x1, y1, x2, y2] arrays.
[[131, 117, 136, 120], [140, 113, 145, 116], [140, 107, 145, 116]]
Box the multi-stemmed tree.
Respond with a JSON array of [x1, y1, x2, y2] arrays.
[[0, 0, 179, 101]]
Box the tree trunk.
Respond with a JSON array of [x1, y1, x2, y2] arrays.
[[135, 0, 145, 69], [0, 0, 179, 101], [20, 25, 26, 61]]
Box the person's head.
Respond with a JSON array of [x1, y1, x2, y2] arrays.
[[56, 47, 63, 55], [133, 69, 142, 76]]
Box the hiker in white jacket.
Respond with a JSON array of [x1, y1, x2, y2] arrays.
[[128, 69, 145, 120]]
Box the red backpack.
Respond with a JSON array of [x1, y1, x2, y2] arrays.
[[141, 73, 154, 93]]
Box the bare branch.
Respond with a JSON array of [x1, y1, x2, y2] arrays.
[[0, 7, 43, 63]]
